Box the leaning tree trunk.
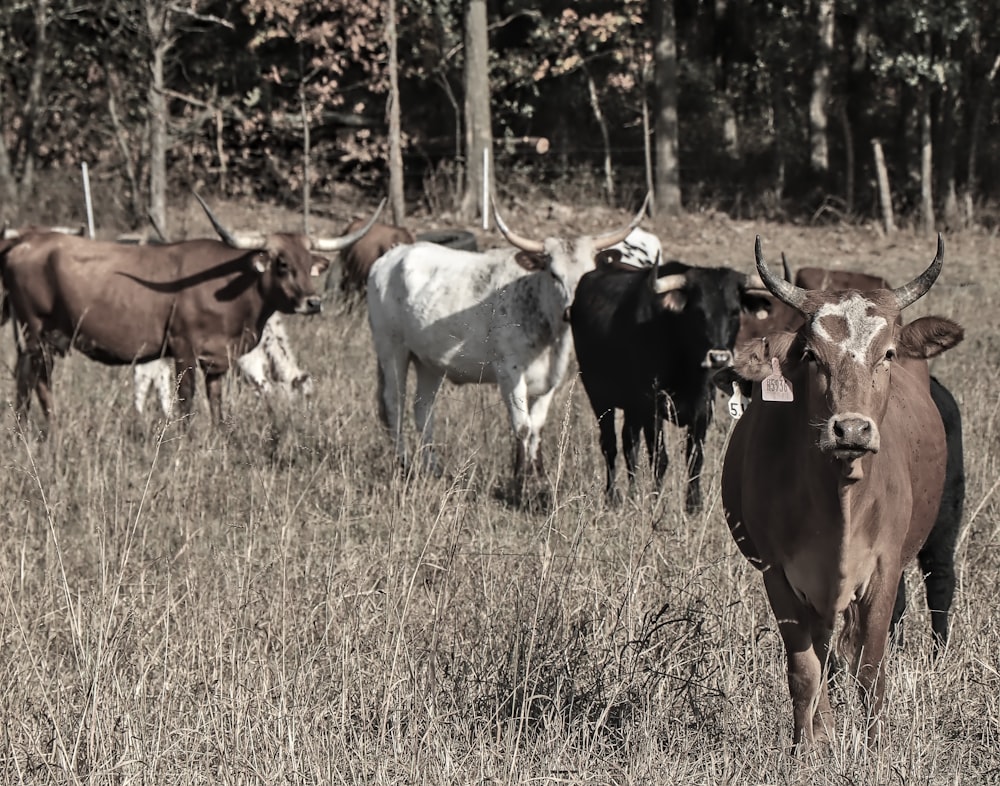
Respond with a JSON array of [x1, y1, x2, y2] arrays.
[[460, 0, 491, 224], [872, 139, 895, 234], [651, 0, 681, 216]]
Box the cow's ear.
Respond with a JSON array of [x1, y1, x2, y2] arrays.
[[741, 292, 773, 321], [712, 366, 748, 395], [898, 316, 964, 359], [251, 252, 268, 274], [514, 251, 549, 272], [733, 331, 798, 381], [595, 249, 623, 266], [310, 254, 331, 276]]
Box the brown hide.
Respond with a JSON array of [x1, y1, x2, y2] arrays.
[[340, 220, 415, 296], [721, 243, 963, 749], [0, 230, 330, 424]]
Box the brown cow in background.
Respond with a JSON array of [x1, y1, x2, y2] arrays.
[[329, 220, 415, 307], [0, 197, 383, 427]]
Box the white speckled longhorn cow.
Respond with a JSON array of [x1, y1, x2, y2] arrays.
[[366, 196, 649, 491]]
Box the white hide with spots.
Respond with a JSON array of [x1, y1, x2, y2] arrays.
[[367, 238, 605, 475], [812, 294, 890, 364], [606, 227, 663, 268], [133, 313, 312, 415]]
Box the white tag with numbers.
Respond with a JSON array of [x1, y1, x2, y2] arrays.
[[761, 357, 793, 403], [728, 381, 749, 420]]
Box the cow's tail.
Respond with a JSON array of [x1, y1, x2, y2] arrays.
[[376, 362, 389, 429]]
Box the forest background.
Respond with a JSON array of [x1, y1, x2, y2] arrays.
[[2, 0, 997, 235]]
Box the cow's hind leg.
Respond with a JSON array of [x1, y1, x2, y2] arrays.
[[375, 345, 410, 469], [413, 361, 444, 476], [596, 407, 620, 504]]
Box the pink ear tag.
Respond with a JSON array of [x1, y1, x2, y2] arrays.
[[728, 381, 749, 420], [761, 357, 793, 403]]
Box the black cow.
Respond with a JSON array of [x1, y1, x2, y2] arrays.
[[570, 258, 766, 512]]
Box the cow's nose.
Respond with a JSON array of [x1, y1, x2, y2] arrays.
[[304, 296, 322, 314], [832, 416, 875, 449], [702, 349, 733, 369]]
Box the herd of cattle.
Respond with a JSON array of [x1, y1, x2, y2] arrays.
[[0, 195, 966, 751]]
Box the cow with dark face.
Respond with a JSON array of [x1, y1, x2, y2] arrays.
[[569, 257, 770, 512], [0, 197, 382, 426], [327, 219, 415, 306], [721, 236, 964, 748]]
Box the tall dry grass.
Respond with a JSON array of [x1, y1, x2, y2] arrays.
[[0, 213, 997, 785]]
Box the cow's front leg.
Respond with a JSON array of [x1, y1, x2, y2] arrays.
[[498, 372, 532, 485], [763, 569, 827, 752], [683, 412, 709, 513], [204, 371, 226, 424], [173, 356, 198, 420], [855, 570, 898, 748], [525, 389, 555, 476]]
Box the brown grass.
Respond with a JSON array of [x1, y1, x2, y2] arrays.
[[0, 207, 997, 784]]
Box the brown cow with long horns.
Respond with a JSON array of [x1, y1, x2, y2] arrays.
[[0, 196, 383, 426], [721, 235, 963, 749]]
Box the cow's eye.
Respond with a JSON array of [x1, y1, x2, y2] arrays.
[[276, 258, 290, 275], [802, 347, 816, 363], [884, 347, 896, 362]]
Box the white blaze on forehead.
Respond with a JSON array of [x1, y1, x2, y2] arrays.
[[812, 294, 888, 363]]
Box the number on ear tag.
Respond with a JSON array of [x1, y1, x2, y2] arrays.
[[728, 381, 749, 420], [761, 357, 793, 402]]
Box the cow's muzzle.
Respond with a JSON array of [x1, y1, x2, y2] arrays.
[[826, 414, 880, 459], [298, 296, 323, 315], [701, 348, 733, 369]]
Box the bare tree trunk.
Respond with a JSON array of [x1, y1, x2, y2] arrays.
[[642, 98, 655, 216], [651, 0, 681, 215], [0, 82, 19, 218], [964, 54, 1000, 226], [145, 1, 170, 237], [13, 0, 49, 201], [585, 67, 614, 205], [838, 103, 854, 214], [107, 74, 142, 224], [809, 0, 834, 174], [919, 87, 934, 234], [385, 0, 405, 224], [460, 0, 491, 223], [300, 83, 311, 235], [872, 139, 895, 234]]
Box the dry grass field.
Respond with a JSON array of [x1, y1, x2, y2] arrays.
[[0, 201, 997, 784]]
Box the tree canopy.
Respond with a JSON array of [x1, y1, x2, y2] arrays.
[[2, 0, 999, 228]]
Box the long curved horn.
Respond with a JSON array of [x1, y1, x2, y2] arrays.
[[755, 235, 809, 312], [492, 198, 544, 253], [592, 191, 652, 251], [194, 191, 250, 248], [313, 198, 387, 252], [892, 233, 944, 310], [653, 273, 687, 294]]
